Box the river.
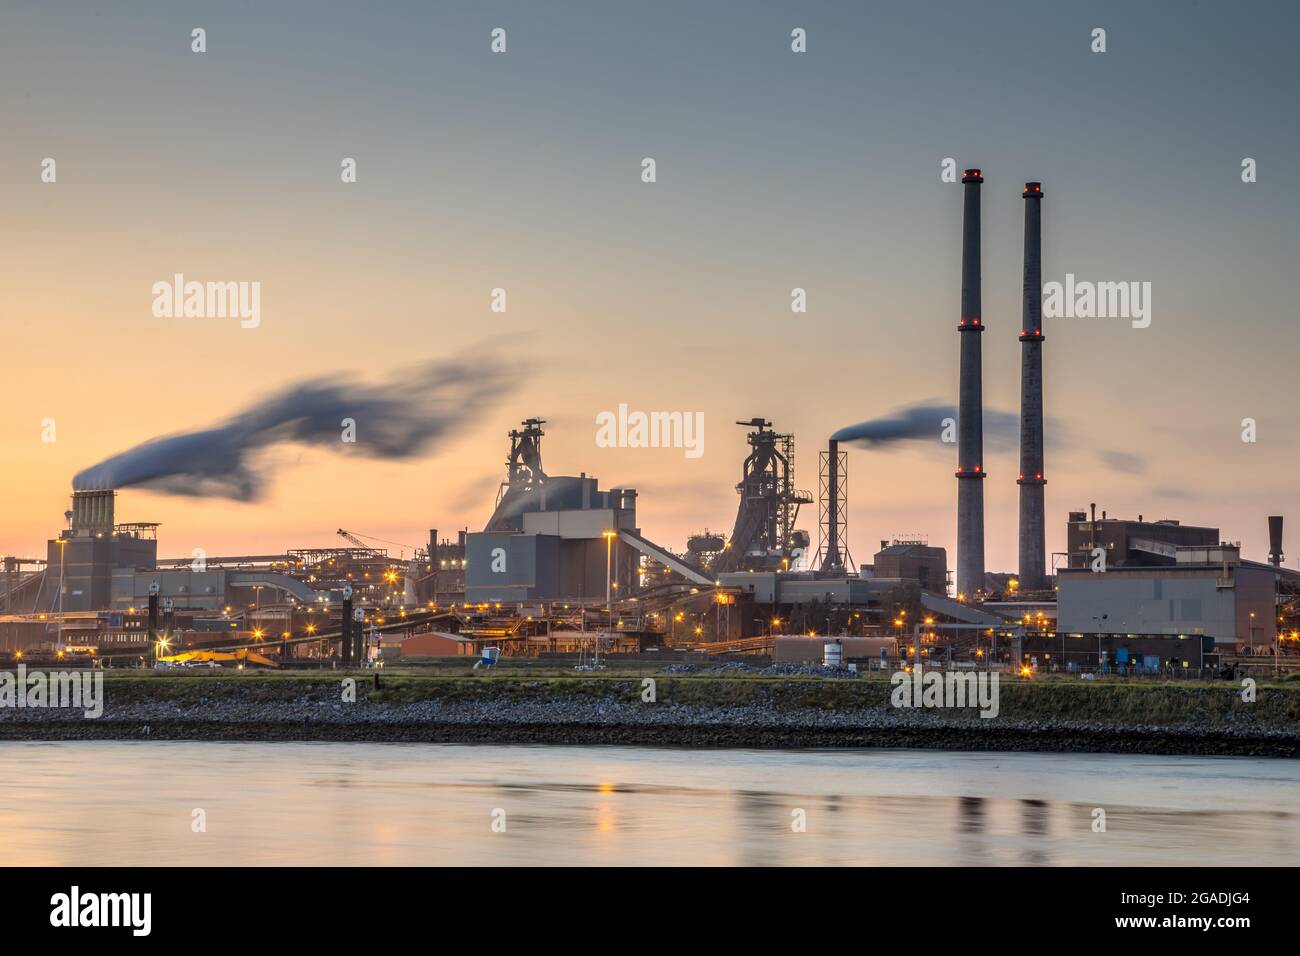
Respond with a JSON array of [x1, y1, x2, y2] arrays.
[[1, 741, 1295, 865]]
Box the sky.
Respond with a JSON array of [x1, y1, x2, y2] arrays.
[[2, 0, 1298, 574]]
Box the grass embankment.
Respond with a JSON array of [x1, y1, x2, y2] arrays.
[[88, 668, 1300, 728]]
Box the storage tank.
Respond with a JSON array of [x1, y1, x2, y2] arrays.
[[823, 640, 843, 668], [775, 635, 899, 664]]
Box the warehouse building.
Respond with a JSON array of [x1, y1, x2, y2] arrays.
[[1057, 544, 1279, 652]]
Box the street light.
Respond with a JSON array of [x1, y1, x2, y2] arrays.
[[56, 538, 66, 614], [602, 531, 617, 665], [1092, 614, 1108, 670]]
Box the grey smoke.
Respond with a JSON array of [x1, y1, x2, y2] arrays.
[[1099, 450, 1145, 474], [833, 401, 1145, 472], [832, 402, 1021, 453], [74, 352, 519, 500]]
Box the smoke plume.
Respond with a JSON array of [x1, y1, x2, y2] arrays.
[[832, 402, 1020, 452], [74, 352, 519, 500]]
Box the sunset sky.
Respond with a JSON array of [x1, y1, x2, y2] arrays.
[[2, 1, 1298, 574]]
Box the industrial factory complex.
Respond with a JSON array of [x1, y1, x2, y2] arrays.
[[2, 171, 1297, 676]]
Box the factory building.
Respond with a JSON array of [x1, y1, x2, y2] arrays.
[[108, 566, 320, 611], [43, 491, 158, 612], [871, 540, 947, 593], [1066, 508, 1218, 569], [419, 529, 467, 604], [466, 420, 654, 604], [1057, 544, 1279, 651], [467, 499, 639, 603]]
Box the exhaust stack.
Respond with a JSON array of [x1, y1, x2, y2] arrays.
[[71, 489, 116, 534], [1268, 515, 1284, 567], [1017, 181, 1047, 589], [955, 169, 986, 598]]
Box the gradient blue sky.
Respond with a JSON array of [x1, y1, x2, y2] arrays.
[[2, 0, 1298, 572]]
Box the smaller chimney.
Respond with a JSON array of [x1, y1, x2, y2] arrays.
[[1268, 515, 1284, 567]]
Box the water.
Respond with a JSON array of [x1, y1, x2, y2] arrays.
[[0, 741, 1295, 866]]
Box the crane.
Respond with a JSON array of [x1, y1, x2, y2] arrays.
[[337, 529, 426, 561], [336, 528, 419, 554], [338, 529, 424, 608]]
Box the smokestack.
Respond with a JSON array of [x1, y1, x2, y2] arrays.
[[71, 489, 115, 534], [955, 168, 986, 598], [1018, 181, 1047, 590], [1268, 515, 1284, 567]]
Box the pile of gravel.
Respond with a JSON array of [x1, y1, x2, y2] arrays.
[[658, 663, 703, 674], [758, 662, 859, 678]]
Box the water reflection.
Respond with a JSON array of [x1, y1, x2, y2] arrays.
[[0, 742, 1296, 866], [1019, 799, 1049, 865]]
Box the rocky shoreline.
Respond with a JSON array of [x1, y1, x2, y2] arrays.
[[1, 675, 1298, 756]]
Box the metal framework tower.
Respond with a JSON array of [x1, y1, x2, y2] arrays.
[[817, 439, 853, 573], [955, 168, 986, 598], [1017, 181, 1048, 589]]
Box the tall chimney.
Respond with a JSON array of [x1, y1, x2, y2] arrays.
[[1018, 181, 1047, 589], [1268, 515, 1284, 567], [955, 168, 986, 598]]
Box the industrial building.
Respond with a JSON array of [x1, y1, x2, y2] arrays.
[[466, 418, 695, 604], [44, 491, 158, 612], [872, 540, 947, 593], [2, 166, 1296, 676], [1066, 507, 1219, 569], [1058, 543, 1283, 652]]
